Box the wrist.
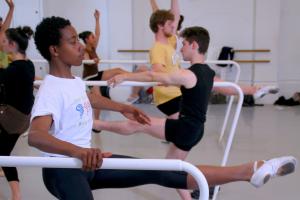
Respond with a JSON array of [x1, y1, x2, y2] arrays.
[[68, 145, 82, 158], [119, 104, 129, 113]]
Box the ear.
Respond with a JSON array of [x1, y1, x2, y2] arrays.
[[8, 40, 19, 52], [49, 45, 59, 57], [157, 24, 164, 30], [191, 41, 199, 50], [9, 40, 17, 48]]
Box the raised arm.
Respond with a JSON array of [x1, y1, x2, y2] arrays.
[[170, 0, 180, 34], [150, 0, 159, 12], [94, 9, 100, 48], [1, 0, 14, 33], [0, 0, 14, 50]]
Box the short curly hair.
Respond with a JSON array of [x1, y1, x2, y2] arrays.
[[149, 10, 174, 33], [34, 16, 71, 61]]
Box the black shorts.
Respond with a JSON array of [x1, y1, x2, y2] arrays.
[[157, 96, 181, 116], [165, 117, 204, 151], [85, 71, 110, 98]]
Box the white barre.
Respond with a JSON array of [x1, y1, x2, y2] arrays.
[[32, 59, 240, 67], [0, 156, 209, 200], [34, 80, 158, 87]]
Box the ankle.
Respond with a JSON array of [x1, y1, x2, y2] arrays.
[[247, 160, 264, 181], [11, 193, 21, 200]]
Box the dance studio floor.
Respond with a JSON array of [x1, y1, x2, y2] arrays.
[[1, 104, 299, 200]]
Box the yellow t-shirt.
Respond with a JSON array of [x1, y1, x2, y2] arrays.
[[149, 35, 181, 105], [0, 51, 9, 69]]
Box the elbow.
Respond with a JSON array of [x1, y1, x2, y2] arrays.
[[28, 133, 35, 147], [28, 132, 39, 148]]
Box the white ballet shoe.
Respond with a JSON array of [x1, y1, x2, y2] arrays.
[[253, 86, 279, 99], [250, 156, 297, 188]]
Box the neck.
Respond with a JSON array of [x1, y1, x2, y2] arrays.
[[155, 31, 169, 44], [190, 53, 205, 65], [49, 59, 73, 79], [11, 52, 26, 61]]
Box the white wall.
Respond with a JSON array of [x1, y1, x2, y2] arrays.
[[278, 0, 300, 97], [5, 0, 299, 101], [43, 0, 133, 72], [43, 0, 109, 61]]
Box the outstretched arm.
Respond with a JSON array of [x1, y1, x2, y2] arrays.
[[94, 9, 100, 48], [108, 69, 197, 89], [87, 91, 150, 125], [150, 0, 159, 12]]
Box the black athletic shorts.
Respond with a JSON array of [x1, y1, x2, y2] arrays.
[[157, 96, 181, 116], [85, 71, 110, 98], [165, 117, 204, 151]]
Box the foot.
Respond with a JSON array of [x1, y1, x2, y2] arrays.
[[254, 86, 279, 99], [250, 156, 297, 188]]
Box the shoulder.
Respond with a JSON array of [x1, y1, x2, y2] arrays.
[[189, 64, 215, 83], [150, 43, 165, 57], [178, 68, 197, 89], [168, 35, 177, 47]]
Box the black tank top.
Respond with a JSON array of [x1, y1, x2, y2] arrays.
[[1, 60, 35, 114], [179, 64, 215, 123]]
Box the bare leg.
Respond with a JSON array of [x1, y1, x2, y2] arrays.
[[187, 161, 263, 189], [93, 117, 167, 140], [166, 144, 189, 160], [187, 156, 296, 189], [166, 144, 191, 200], [213, 76, 258, 95], [9, 181, 21, 200], [165, 112, 191, 200]]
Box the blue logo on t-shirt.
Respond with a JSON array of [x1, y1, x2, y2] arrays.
[[76, 104, 84, 119]]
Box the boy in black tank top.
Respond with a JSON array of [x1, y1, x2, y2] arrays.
[[95, 26, 214, 159]]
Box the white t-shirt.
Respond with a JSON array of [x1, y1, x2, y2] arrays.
[[31, 75, 93, 157]]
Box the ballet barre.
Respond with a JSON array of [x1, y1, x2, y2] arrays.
[[0, 156, 209, 200]]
